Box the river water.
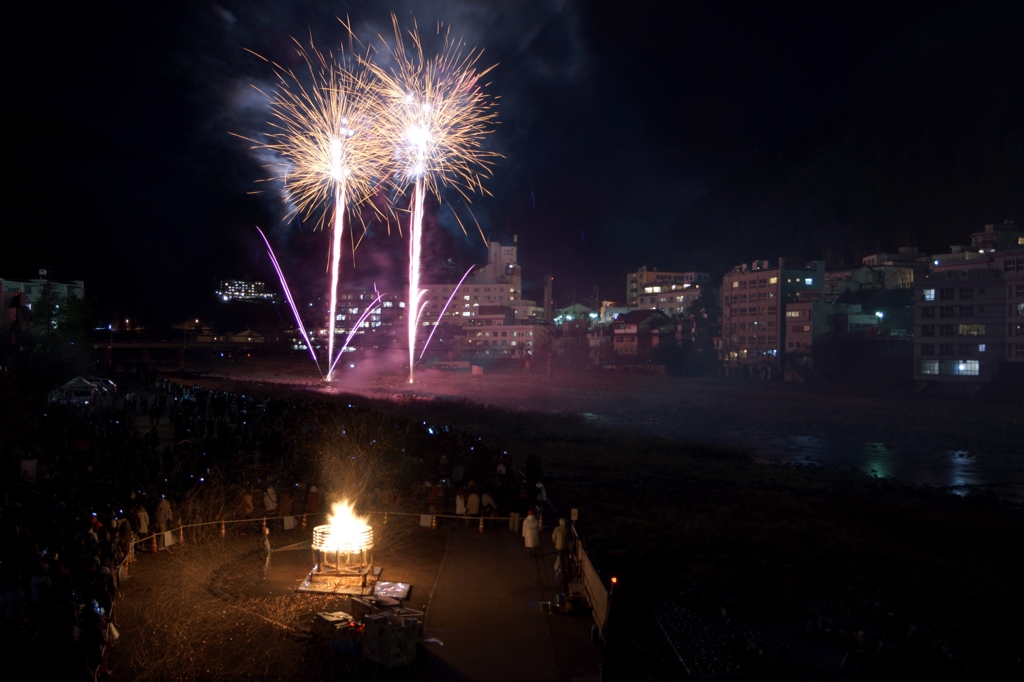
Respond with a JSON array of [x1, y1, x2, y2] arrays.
[[215, 362, 1024, 503], [752, 435, 1024, 500]]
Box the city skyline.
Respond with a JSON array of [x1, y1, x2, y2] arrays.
[[3, 1, 1022, 324]]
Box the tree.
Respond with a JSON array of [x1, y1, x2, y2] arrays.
[[54, 294, 91, 341]]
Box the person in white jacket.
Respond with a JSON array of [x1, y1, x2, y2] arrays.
[[522, 510, 540, 557], [135, 504, 149, 537]]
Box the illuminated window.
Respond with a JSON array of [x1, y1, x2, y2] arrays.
[[786, 310, 800, 318], [953, 360, 979, 376], [919, 360, 939, 375], [958, 324, 985, 336], [769, 276, 778, 284], [804, 278, 813, 286], [732, 281, 739, 288]]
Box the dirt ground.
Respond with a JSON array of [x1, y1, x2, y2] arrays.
[[109, 515, 447, 681]]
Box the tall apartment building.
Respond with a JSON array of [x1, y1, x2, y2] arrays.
[[914, 247, 1024, 390], [634, 284, 707, 316], [215, 280, 279, 302], [626, 267, 709, 307], [719, 259, 825, 378], [419, 238, 542, 325]]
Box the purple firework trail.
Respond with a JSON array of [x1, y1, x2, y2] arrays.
[[256, 226, 320, 372]]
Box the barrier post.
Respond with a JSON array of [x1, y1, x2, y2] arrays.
[[431, 515, 437, 531], [220, 520, 226, 539], [261, 517, 267, 533], [478, 516, 485, 534], [178, 525, 185, 546], [149, 533, 158, 554], [301, 514, 307, 531], [384, 512, 388, 525]]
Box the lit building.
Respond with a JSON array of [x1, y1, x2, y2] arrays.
[[463, 306, 550, 357], [612, 309, 673, 358], [215, 280, 279, 302], [1, 271, 84, 334], [719, 259, 825, 379], [914, 247, 1024, 390], [626, 267, 709, 307], [635, 287, 706, 316], [970, 220, 1022, 253], [420, 238, 543, 326]]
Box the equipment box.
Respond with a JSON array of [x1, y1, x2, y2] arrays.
[[361, 613, 419, 668], [312, 611, 363, 655]]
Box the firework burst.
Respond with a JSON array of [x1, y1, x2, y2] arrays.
[[244, 35, 388, 381], [370, 15, 500, 383]]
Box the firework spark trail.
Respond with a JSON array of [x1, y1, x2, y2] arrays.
[[327, 291, 384, 378], [370, 15, 499, 383], [242, 36, 388, 382], [256, 227, 320, 371], [326, 183, 347, 379], [420, 265, 474, 361], [408, 180, 427, 381]]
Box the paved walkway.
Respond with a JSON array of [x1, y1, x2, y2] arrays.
[[421, 525, 601, 681]]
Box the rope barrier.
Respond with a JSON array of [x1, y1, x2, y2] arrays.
[[125, 508, 523, 551]]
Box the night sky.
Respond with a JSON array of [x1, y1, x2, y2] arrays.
[[4, 1, 1021, 327]]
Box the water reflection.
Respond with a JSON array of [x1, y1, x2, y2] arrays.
[[755, 436, 1022, 500]]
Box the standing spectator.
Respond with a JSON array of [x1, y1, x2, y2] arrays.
[[263, 486, 278, 516], [510, 487, 528, 533], [551, 518, 570, 585], [534, 480, 548, 514], [155, 497, 172, 535], [455, 488, 467, 524], [238, 489, 254, 518], [481, 490, 498, 531], [467, 484, 481, 519], [522, 511, 540, 557], [258, 528, 272, 582], [427, 481, 442, 515], [135, 503, 149, 538]]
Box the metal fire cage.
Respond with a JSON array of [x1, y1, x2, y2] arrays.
[[299, 523, 378, 594]]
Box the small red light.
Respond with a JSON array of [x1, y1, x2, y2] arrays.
[[610, 576, 618, 585]]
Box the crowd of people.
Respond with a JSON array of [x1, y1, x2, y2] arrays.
[[1, 361, 561, 678]]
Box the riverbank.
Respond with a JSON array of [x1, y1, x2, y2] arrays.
[[175, 363, 1024, 678], [182, 358, 1024, 500]]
